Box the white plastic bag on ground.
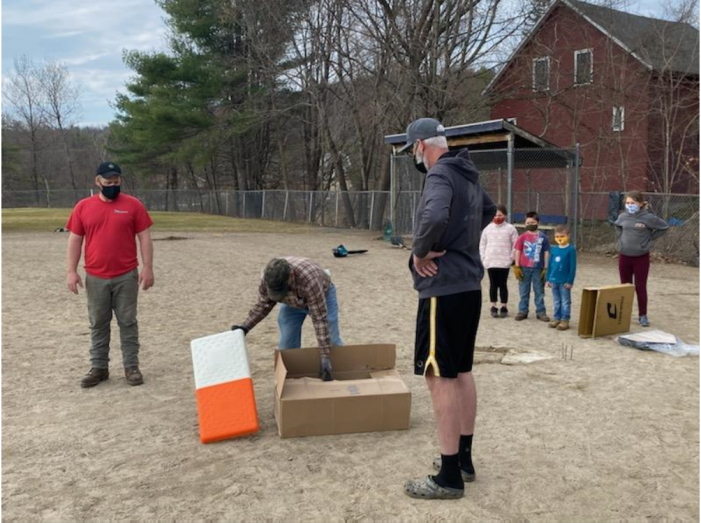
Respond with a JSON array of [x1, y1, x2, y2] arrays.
[[617, 330, 700, 357]]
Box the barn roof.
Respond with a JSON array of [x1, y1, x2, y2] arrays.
[[567, 0, 699, 75], [483, 0, 699, 95]]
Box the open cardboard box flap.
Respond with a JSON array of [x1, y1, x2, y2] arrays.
[[273, 344, 411, 437]]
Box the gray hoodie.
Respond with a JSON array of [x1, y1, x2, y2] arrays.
[[614, 208, 669, 256], [410, 149, 496, 298]]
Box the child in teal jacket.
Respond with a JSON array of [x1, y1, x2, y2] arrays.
[[546, 225, 577, 330]]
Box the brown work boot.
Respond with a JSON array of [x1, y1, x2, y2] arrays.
[[125, 366, 144, 386], [557, 321, 570, 331], [537, 313, 551, 322], [81, 368, 109, 388], [515, 312, 528, 321], [549, 320, 561, 329]]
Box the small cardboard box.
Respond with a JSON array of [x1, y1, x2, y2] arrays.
[[274, 344, 411, 438], [578, 284, 635, 338]]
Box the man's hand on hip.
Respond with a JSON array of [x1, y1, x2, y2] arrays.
[[413, 251, 446, 278], [67, 271, 83, 294], [139, 267, 155, 291]]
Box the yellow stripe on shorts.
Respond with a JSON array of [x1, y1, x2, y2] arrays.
[[423, 297, 440, 377]]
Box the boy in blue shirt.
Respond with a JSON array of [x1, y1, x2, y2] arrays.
[[546, 225, 577, 331]]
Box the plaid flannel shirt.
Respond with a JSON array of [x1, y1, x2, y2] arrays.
[[242, 257, 333, 355]]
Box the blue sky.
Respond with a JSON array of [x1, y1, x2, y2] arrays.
[[2, 0, 167, 127], [2, 0, 670, 127]]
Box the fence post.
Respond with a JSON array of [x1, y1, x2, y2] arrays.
[[261, 191, 266, 219], [390, 152, 396, 232], [411, 192, 416, 231], [308, 192, 314, 223], [507, 134, 514, 220], [283, 191, 289, 221], [225, 191, 229, 216], [369, 191, 375, 230], [574, 144, 580, 248], [335, 191, 340, 226], [243, 192, 247, 218]]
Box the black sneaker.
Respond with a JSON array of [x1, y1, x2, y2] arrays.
[[499, 306, 508, 318], [490, 306, 498, 318]]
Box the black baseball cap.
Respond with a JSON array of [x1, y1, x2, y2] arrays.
[[264, 258, 291, 301], [96, 162, 122, 177], [398, 118, 446, 154]]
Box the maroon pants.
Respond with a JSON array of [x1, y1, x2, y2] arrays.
[[619, 253, 650, 316]]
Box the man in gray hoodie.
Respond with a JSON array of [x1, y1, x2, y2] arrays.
[[401, 118, 496, 500]]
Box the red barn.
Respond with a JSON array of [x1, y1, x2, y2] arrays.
[[485, 0, 699, 199]]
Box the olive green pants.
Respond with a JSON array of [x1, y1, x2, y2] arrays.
[[86, 269, 140, 369]]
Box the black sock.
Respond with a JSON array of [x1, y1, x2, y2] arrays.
[[459, 434, 475, 474], [432, 453, 464, 490]]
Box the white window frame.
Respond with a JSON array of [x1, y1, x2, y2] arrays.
[[532, 57, 550, 92], [612, 106, 625, 132], [574, 48, 593, 85]]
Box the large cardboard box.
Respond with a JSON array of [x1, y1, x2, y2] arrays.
[[274, 344, 411, 438], [578, 284, 635, 338]]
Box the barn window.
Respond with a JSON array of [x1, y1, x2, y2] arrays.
[[613, 106, 625, 131], [575, 49, 593, 85], [532, 57, 550, 91]]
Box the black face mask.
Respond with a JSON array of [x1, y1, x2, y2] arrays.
[[413, 147, 427, 174], [525, 224, 538, 232], [100, 184, 121, 200]]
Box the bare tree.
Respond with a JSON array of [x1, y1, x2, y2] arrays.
[[39, 61, 83, 197], [3, 56, 49, 205]]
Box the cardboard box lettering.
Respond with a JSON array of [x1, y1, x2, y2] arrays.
[[578, 284, 635, 338], [274, 344, 412, 438]]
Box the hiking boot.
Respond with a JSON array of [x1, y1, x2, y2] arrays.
[[557, 321, 570, 331], [125, 366, 144, 386], [639, 315, 650, 327], [549, 320, 561, 329], [81, 368, 109, 388], [499, 306, 508, 318], [537, 314, 551, 322], [490, 306, 498, 318], [515, 312, 528, 321]]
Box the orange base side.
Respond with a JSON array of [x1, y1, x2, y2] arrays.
[[196, 378, 259, 443]]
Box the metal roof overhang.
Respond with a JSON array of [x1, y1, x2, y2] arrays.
[[384, 119, 578, 170]]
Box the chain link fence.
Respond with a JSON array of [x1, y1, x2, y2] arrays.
[[578, 192, 699, 266], [2, 189, 392, 231], [3, 172, 698, 265], [391, 147, 578, 238]]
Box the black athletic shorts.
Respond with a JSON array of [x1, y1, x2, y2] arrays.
[[414, 290, 482, 378]]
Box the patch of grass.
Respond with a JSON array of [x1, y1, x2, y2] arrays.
[[2, 208, 315, 234]]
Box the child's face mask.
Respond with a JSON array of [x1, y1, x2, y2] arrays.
[[626, 203, 640, 214], [555, 235, 569, 246], [525, 223, 538, 232], [493, 215, 505, 224]]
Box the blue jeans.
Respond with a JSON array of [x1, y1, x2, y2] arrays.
[[277, 283, 343, 349], [551, 283, 571, 321], [518, 267, 546, 315]]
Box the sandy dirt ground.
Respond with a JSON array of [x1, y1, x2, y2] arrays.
[[2, 228, 699, 523]]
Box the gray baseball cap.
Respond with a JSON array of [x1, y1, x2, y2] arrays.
[[398, 118, 446, 154], [264, 258, 291, 301]]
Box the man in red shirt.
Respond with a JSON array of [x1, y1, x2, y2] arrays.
[[66, 162, 155, 388]]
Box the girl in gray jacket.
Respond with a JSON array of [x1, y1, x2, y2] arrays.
[[614, 190, 669, 327]]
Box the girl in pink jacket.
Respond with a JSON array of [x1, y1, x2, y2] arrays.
[[479, 204, 519, 318]]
